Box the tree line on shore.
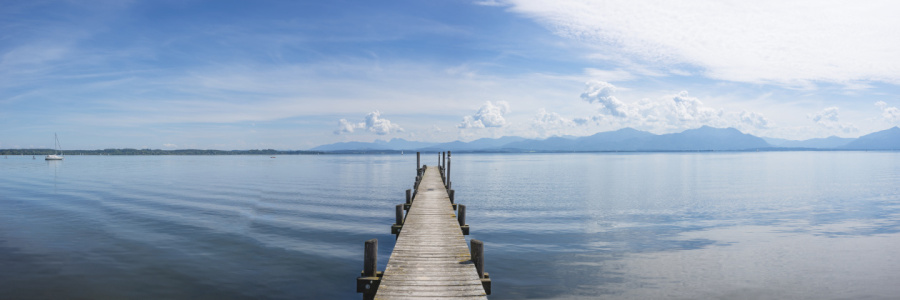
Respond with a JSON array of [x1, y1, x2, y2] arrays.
[[0, 148, 322, 156]]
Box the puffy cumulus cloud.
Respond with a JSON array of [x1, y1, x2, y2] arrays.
[[530, 108, 583, 138], [738, 111, 771, 130], [581, 87, 771, 134], [364, 111, 403, 135], [533, 109, 574, 127], [623, 91, 724, 131], [808, 107, 857, 134], [668, 91, 722, 124], [876, 101, 900, 124], [580, 80, 630, 117], [335, 119, 362, 134], [334, 110, 403, 135], [506, 1, 900, 86], [809, 107, 840, 124], [458, 101, 510, 129]]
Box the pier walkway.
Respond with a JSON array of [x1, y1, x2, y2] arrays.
[[376, 165, 487, 299]]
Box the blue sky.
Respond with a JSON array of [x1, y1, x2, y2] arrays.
[[3, 0, 900, 150]]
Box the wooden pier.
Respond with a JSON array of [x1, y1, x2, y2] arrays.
[[358, 152, 490, 299]]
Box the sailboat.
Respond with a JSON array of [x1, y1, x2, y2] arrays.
[[45, 133, 64, 160]]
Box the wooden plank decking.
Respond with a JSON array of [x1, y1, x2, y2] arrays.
[[375, 166, 488, 299]]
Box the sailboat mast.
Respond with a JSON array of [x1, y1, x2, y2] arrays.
[[55, 133, 62, 156]]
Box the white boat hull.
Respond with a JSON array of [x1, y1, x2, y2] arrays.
[[45, 155, 63, 160]]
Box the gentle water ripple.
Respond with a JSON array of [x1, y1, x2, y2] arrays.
[[2, 153, 899, 299]]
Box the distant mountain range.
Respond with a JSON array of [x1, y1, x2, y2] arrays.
[[763, 136, 855, 148], [310, 126, 900, 152]]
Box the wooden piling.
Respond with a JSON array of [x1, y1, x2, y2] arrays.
[[356, 238, 382, 298], [458, 203, 469, 235], [442, 152, 447, 185], [471, 239, 484, 278], [364, 239, 377, 277], [471, 239, 491, 295], [392, 204, 404, 234], [447, 151, 451, 189], [457, 204, 466, 226], [416, 152, 420, 173], [356, 239, 384, 300], [449, 189, 455, 204]]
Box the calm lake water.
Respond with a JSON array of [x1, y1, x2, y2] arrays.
[[1, 152, 899, 299]]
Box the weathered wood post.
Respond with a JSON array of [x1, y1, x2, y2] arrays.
[[471, 239, 484, 278], [406, 189, 412, 204], [357, 239, 382, 298], [471, 239, 491, 295], [447, 151, 451, 190], [449, 189, 455, 204], [392, 204, 404, 234], [364, 239, 377, 276], [458, 203, 469, 235], [416, 152, 420, 174]]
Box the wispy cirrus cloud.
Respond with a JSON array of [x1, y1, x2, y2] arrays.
[[504, 0, 900, 87]]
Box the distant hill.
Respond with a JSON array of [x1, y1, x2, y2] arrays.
[[308, 126, 899, 152], [633, 126, 769, 151], [503, 126, 767, 151], [421, 136, 528, 151], [841, 127, 900, 150], [762, 137, 791, 146], [504, 136, 577, 151], [762, 136, 854, 148], [573, 127, 656, 151]]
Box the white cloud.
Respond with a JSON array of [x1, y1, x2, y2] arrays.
[[738, 111, 771, 130], [506, 0, 900, 86], [334, 110, 403, 135], [473, 0, 507, 7], [808, 107, 857, 134], [668, 91, 722, 124], [335, 118, 363, 134], [580, 82, 772, 134], [876, 101, 900, 124], [580, 80, 630, 117], [530, 108, 581, 138], [809, 107, 840, 124], [583, 68, 636, 82], [364, 111, 403, 135], [163, 143, 177, 148], [458, 101, 511, 128]]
